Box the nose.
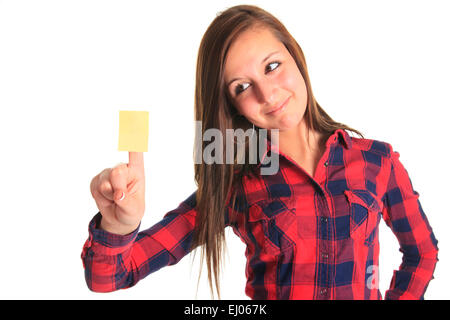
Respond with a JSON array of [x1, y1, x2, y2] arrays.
[[255, 78, 278, 106]]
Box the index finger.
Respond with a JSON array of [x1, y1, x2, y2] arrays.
[[128, 152, 144, 168]]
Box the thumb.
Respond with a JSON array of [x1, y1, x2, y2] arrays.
[[114, 189, 126, 202]]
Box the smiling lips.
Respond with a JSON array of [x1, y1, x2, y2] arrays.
[[266, 96, 291, 115]]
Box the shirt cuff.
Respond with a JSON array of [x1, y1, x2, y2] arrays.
[[84, 212, 140, 256]]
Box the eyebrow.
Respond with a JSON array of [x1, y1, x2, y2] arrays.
[[226, 50, 280, 87]]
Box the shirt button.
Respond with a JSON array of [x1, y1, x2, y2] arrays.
[[320, 288, 328, 295], [321, 253, 329, 259], [324, 161, 329, 167], [320, 217, 328, 223]]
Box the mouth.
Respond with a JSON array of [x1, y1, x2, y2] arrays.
[[266, 96, 291, 115]]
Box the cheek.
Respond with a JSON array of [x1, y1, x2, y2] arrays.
[[243, 104, 260, 119], [279, 67, 305, 95], [235, 100, 259, 119]]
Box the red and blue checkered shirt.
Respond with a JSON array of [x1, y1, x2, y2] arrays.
[[81, 128, 439, 299]]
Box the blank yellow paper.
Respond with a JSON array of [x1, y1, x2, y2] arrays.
[[118, 111, 149, 152]]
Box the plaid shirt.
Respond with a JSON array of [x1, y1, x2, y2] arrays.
[[81, 128, 439, 299]]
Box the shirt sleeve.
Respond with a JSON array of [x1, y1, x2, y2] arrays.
[[81, 190, 206, 293], [381, 143, 439, 300]]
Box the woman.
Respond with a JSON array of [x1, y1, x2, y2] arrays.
[[81, 4, 438, 300]]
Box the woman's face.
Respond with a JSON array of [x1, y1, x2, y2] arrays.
[[224, 27, 308, 131]]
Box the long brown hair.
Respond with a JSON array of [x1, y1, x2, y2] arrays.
[[191, 4, 364, 299]]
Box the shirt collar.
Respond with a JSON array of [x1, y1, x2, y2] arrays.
[[257, 128, 352, 169], [326, 128, 352, 150]]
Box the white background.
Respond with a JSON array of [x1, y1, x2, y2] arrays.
[[0, 0, 448, 299]]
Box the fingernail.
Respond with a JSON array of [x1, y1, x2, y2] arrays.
[[119, 191, 125, 201]]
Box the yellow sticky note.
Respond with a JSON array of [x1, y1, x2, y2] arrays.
[[118, 111, 149, 152]]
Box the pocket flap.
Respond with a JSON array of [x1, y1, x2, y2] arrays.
[[344, 189, 381, 245], [344, 189, 381, 213], [248, 198, 295, 222]]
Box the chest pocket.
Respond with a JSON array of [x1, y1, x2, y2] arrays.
[[344, 189, 382, 246], [247, 197, 297, 255]]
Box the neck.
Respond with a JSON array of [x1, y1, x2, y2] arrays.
[[270, 119, 325, 164]]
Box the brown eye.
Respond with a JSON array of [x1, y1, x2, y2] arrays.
[[266, 61, 281, 73], [235, 83, 250, 96]]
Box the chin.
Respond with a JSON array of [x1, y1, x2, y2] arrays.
[[277, 112, 303, 130]]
